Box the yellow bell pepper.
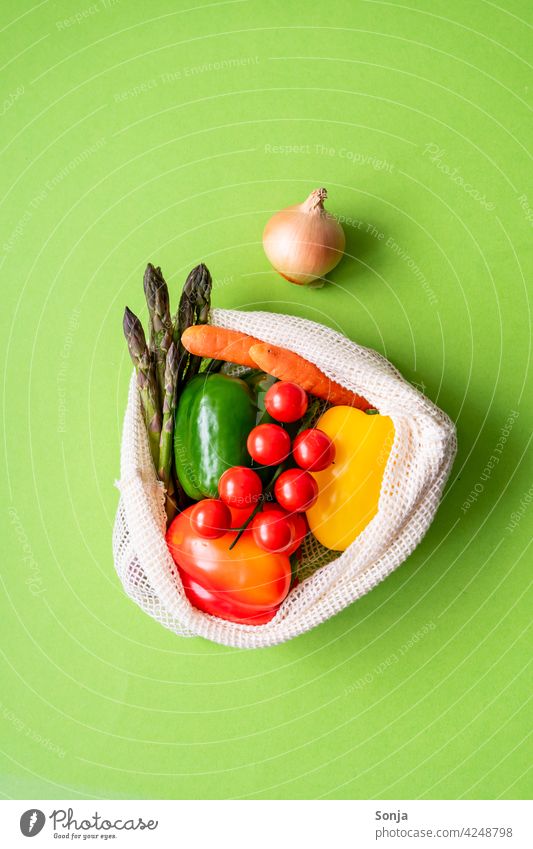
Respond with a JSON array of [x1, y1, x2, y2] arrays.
[[306, 406, 395, 551]]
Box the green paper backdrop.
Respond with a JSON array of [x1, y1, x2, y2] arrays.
[[1, 0, 531, 801]]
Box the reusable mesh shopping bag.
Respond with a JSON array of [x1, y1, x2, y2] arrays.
[[113, 309, 456, 648]]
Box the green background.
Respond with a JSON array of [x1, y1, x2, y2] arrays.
[[1, 0, 531, 801]]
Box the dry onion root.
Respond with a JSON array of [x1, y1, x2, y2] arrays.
[[263, 188, 345, 286]]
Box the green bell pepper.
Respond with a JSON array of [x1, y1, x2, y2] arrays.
[[174, 373, 258, 500]]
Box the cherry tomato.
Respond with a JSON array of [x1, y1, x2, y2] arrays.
[[263, 502, 308, 555], [293, 428, 336, 472], [247, 423, 291, 467], [251, 507, 295, 553], [264, 381, 308, 423], [218, 466, 263, 509], [274, 468, 319, 512], [190, 499, 232, 539]]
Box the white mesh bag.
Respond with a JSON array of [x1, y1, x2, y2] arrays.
[[113, 309, 456, 648]]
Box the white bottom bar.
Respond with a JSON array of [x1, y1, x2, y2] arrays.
[[1, 799, 530, 848]]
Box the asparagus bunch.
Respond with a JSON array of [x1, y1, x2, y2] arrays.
[[123, 261, 213, 525]]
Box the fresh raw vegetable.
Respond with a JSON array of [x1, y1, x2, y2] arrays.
[[144, 263, 173, 403], [174, 263, 213, 385], [263, 188, 345, 286], [190, 499, 231, 539], [166, 506, 291, 624], [247, 423, 291, 467], [293, 428, 336, 472], [157, 341, 180, 518], [174, 373, 258, 500], [181, 324, 260, 368], [218, 466, 263, 509], [180, 574, 279, 625], [157, 341, 178, 482], [123, 306, 162, 467], [261, 502, 307, 556], [249, 342, 371, 409], [264, 380, 308, 422], [306, 406, 395, 551], [274, 468, 319, 512], [251, 507, 295, 553]]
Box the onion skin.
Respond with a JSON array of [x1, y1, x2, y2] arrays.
[[263, 188, 345, 285]]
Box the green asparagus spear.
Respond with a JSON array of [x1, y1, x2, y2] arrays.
[[143, 263, 173, 402], [187, 263, 212, 381], [123, 306, 162, 468], [158, 341, 178, 488], [173, 264, 203, 344], [144, 263, 172, 346], [158, 342, 181, 522], [173, 263, 212, 386]]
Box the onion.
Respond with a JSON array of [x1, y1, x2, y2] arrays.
[[263, 188, 345, 286]]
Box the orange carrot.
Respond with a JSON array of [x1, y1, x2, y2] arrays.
[[248, 342, 371, 409], [181, 325, 260, 368]]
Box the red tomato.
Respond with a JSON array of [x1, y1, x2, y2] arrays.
[[251, 508, 294, 553], [264, 381, 308, 423], [293, 428, 336, 471], [190, 499, 231, 539], [274, 468, 319, 512], [218, 466, 262, 509], [247, 423, 291, 467], [263, 502, 308, 555]]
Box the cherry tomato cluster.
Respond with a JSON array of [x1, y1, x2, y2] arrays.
[[189, 381, 336, 556]]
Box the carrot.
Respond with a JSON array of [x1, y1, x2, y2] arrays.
[[181, 325, 261, 368], [248, 342, 371, 409]]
